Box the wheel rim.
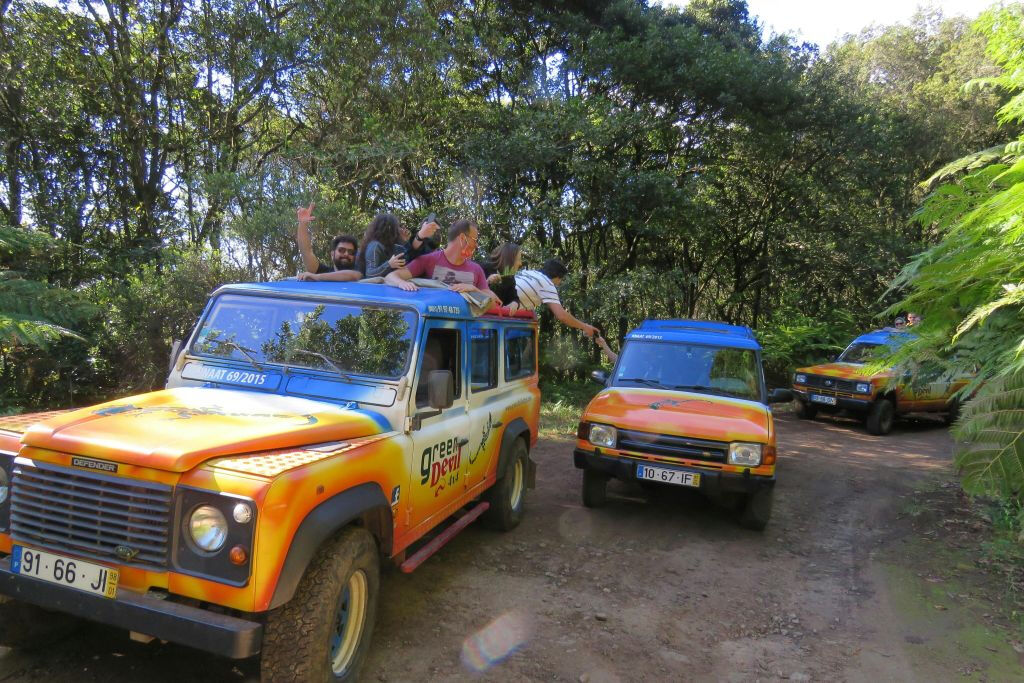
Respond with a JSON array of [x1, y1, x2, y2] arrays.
[[509, 458, 524, 511], [330, 569, 368, 675]]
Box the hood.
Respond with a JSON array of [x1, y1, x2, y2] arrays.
[[796, 362, 890, 381], [21, 387, 389, 473], [584, 388, 769, 443]]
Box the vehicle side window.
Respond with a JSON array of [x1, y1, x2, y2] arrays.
[[416, 327, 461, 407], [470, 327, 497, 392], [505, 327, 536, 380]]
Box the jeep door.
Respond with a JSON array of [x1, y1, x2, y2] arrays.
[[408, 321, 471, 530], [465, 322, 502, 491]]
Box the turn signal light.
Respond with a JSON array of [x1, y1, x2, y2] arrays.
[[229, 545, 248, 565], [763, 445, 777, 466]]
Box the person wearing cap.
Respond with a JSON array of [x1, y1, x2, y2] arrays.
[[514, 259, 598, 337]]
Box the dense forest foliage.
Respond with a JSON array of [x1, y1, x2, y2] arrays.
[[0, 0, 1013, 413]]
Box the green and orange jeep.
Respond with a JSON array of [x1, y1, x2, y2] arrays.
[[574, 319, 791, 530], [791, 328, 965, 435], [0, 280, 539, 681]]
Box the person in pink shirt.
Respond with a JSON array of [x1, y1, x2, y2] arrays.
[[384, 219, 499, 304]]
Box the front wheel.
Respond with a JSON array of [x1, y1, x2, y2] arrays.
[[261, 527, 379, 682], [794, 398, 818, 420], [865, 398, 895, 435], [483, 438, 528, 531], [582, 469, 608, 508], [738, 487, 774, 531], [943, 398, 961, 426]]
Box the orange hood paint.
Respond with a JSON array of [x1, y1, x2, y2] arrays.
[[796, 362, 890, 381], [20, 387, 387, 473], [584, 388, 769, 443]]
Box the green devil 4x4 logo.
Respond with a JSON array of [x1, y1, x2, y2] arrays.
[[420, 437, 463, 494]]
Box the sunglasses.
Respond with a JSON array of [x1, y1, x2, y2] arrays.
[[335, 246, 356, 255]]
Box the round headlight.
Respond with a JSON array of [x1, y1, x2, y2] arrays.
[[589, 424, 617, 449], [0, 468, 8, 505], [189, 505, 228, 552], [728, 442, 763, 467], [232, 502, 253, 524], [795, 374, 807, 384]]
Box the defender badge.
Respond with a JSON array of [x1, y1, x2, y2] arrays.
[[71, 456, 119, 474]]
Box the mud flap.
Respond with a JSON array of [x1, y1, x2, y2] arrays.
[[527, 457, 537, 489]]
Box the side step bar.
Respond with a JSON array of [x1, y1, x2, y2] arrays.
[[399, 501, 490, 574]]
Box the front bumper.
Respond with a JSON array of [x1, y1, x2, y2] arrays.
[[0, 556, 262, 659], [792, 388, 871, 412], [574, 449, 774, 495]]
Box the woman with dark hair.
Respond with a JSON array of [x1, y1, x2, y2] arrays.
[[356, 213, 405, 278], [482, 242, 523, 309]]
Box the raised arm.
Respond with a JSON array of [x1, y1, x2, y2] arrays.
[[547, 302, 597, 337], [296, 202, 321, 273]]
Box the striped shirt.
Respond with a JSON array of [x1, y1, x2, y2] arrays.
[[515, 270, 560, 311]]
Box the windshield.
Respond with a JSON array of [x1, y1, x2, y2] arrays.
[[191, 294, 417, 379], [837, 342, 884, 364], [612, 341, 762, 401]]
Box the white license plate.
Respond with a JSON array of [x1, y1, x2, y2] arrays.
[[636, 464, 701, 488], [11, 546, 119, 599], [810, 394, 837, 405]]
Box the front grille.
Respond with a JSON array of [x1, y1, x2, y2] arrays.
[[617, 429, 727, 462], [801, 375, 859, 393], [11, 459, 172, 570]]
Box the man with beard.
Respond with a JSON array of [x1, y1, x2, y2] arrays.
[[295, 202, 362, 281]]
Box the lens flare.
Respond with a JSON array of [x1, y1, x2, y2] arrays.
[[460, 611, 530, 672]]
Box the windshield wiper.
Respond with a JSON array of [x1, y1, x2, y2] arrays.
[[618, 377, 671, 390], [290, 349, 351, 380], [207, 339, 263, 371]]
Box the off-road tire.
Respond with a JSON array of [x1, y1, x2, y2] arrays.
[[483, 438, 528, 531], [582, 469, 608, 508], [0, 597, 81, 648], [865, 398, 895, 435], [795, 398, 818, 420], [261, 527, 379, 682], [943, 398, 961, 426], [738, 487, 774, 531]]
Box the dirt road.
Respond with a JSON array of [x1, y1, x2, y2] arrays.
[[1, 413, 1019, 681]]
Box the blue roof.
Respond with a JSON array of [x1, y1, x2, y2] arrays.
[[626, 319, 761, 351], [851, 328, 918, 347], [217, 281, 484, 320]]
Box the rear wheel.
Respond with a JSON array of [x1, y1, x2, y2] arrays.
[[483, 438, 528, 531], [582, 469, 608, 508], [865, 398, 895, 435], [795, 398, 818, 420], [738, 487, 774, 531], [261, 527, 379, 682]]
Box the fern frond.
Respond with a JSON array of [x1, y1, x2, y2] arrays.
[[954, 371, 1024, 497]]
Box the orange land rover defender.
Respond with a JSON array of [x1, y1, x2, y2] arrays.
[[0, 281, 539, 681], [574, 320, 791, 530]]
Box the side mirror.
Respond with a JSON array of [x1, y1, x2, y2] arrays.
[[590, 369, 609, 386], [427, 370, 454, 410], [168, 340, 183, 373], [767, 388, 793, 404]]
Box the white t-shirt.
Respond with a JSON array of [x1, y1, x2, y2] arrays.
[[515, 270, 560, 311]]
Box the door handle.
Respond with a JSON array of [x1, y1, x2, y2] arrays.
[[492, 421, 503, 428], [457, 437, 469, 447]]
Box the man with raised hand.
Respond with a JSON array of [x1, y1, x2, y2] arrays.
[[384, 219, 499, 304], [295, 202, 362, 282], [515, 259, 598, 337]]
